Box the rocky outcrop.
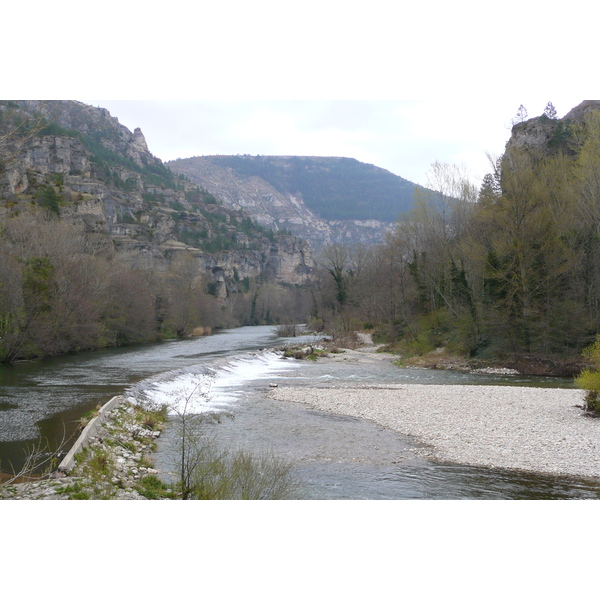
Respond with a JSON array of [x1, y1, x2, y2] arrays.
[[507, 116, 560, 153], [116, 234, 315, 295], [563, 100, 600, 122], [506, 100, 600, 157], [0, 100, 314, 292], [5, 136, 91, 194], [327, 219, 394, 247]]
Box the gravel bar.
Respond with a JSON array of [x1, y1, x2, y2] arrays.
[[267, 383, 600, 479]]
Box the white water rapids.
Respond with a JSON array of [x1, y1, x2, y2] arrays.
[[128, 351, 301, 415]]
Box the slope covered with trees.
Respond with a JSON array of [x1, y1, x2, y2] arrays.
[[175, 155, 419, 222], [310, 101, 600, 375], [0, 101, 314, 363]]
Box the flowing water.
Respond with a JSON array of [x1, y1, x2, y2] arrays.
[[1, 325, 599, 499], [0, 326, 285, 475]]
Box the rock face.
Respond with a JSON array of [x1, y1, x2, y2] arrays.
[[507, 116, 559, 152], [564, 100, 600, 122], [21, 100, 158, 170], [0, 101, 314, 292], [167, 155, 409, 251], [5, 134, 92, 195], [506, 99, 600, 156]]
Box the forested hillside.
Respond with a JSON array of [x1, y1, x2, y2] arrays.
[[4, 98, 599, 373], [167, 155, 420, 249], [310, 101, 600, 374], [204, 155, 417, 221]]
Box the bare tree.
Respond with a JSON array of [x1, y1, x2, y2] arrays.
[[543, 101, 558, 120], [160, 375, 218, 499], [0, 426, 75, 496]]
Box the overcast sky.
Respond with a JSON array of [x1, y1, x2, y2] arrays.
[[80, 98, 585, 188], [6, 1, 597, 190]]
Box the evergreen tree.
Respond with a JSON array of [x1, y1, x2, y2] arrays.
[[478, 173, 500, 203], [543, 101, 558, 119], [512, 105, 528, 125]]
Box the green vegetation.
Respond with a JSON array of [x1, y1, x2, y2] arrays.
[[35, 185, 62, 214], [188, 448, 300, 500], [309, 110, 600, 377], [283, 345, 329, 360], [575, 335, 600, 413], [208, 155, 418, 222], [136, 474, 174, 499]]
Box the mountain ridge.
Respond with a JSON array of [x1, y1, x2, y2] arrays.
[[167, 154, 421, 249]]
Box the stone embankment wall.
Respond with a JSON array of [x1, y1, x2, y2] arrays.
[[57, 395, 125, 474], [1, 395, 167, 500]]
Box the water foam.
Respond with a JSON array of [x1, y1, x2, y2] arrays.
[[129, 351, 298, 416]]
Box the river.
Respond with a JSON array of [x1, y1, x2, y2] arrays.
[[1, 325, 599, 499]]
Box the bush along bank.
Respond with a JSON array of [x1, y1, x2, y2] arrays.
[[0, 400, 173, 500]]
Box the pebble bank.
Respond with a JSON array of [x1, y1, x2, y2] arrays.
[[268, 382, 600, 479]]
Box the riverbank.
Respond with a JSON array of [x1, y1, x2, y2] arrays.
[[0, 399, 169, 500], [4, 332, 598, 498], [268, 347, 600, 480], [395, 347, 587, 378]]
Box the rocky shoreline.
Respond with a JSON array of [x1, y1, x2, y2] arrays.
[[0, 399, 169, 500], [263, 336, 599, 480], [4, 339, 598, 499]]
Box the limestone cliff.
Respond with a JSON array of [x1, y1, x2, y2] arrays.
[[0, 101, 314, 295]]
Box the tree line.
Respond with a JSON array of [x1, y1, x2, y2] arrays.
[[0, 210, 312, 363], [310, 111, 600, 372], [0, 102, 315, 363]]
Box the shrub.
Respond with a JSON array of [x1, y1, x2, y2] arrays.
[[35, 185, 61, 214], [189, 446, 301, 500], [575, 335, 600, 413], [276, 323, 297, 337], [137, 474, 173, 499]]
